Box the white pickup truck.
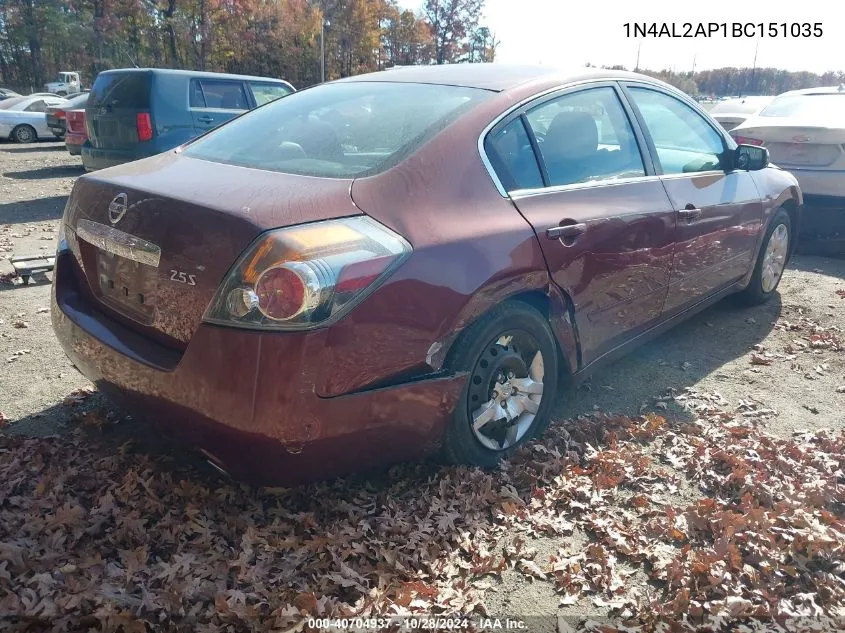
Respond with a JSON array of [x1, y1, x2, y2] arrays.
[[44, 71, 83, 96]]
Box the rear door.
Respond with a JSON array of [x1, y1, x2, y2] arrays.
[[189, 79, 249, 133], [622, 84, 764, 316], [86, 71, 152, 150], [486, 83, 677, 365]]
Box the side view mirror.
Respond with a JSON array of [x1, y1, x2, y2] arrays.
[[735, 144, 769, 171]]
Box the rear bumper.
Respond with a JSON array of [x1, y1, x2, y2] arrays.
[[47, 120, 66, 136], [81, 145, 151, 171], [797, 195, 845, 256], [51, 252, 464, 485], [786, 168, 845, 199], [65, 138, 85, 156]]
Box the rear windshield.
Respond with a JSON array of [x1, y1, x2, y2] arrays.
[[759, 94, 845, 119], [89, 72, 151, 107], [64, 92, 89, 109], [183, 81, 492, 177], [709, 97, 770, 115]]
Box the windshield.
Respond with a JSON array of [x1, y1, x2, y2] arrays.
[[759, 94, 845, 119], [183, 81, 492, 178]]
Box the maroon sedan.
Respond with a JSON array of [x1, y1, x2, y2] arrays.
[[52, 65, 801, 484]]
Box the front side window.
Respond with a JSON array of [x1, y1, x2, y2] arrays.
[[628, 87, 725, 175], [523, 87, 646, 187], [183, 82, 491, 178], [250, 82, 294, 106]]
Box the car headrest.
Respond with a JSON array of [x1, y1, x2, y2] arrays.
[[544, 110, 599, 161]]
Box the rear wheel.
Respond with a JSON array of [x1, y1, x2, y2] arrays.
[[12, 125, 36, 143], [444, 301, 559, 467], [739, 208, 791, 305]]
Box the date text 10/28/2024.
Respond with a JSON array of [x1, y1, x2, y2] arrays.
[[624, 23, 823, 38], [307, 617, 526, 630]]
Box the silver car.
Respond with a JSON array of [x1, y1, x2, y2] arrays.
[[0, 95, 69, 143]]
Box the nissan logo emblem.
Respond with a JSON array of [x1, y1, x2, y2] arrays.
[[108, 193, 128, 224]]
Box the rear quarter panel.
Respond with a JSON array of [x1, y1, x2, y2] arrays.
[[323, 90, 578, 397]]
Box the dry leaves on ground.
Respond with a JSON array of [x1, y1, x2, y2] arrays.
[[0, 390, 842, 632]]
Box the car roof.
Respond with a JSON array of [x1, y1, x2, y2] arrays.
[[336, 63, 662, 92], [95, 68, 294, 86]]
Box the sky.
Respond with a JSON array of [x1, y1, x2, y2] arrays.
[[400, 0, 843, 74]]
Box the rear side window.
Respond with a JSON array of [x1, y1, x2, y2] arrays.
[[485, 119, 543, 191], [183, 81, 491, 178], [523, 87, 646, 187], [89, 73, 151, 107], [249, 82, 294, 106], [192, 80, 248, 110], [25, 100, 48, 112]]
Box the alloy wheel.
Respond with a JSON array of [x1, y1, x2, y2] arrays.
[[761, 223, 789, 293], [14, 126, 34, 143]]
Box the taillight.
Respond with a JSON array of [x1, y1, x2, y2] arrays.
[[203, 216, 412, 330], [733, 135, 764, 146], [56, 111, 66, 119], [136, 112, 153, 141]]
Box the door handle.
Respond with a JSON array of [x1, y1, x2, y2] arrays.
[[546, 223, 587, 240], [197, 116, 215, 124], [678, 204, 702, 221]]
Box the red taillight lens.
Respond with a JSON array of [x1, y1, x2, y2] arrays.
[[136, 112, 153, 141], [733, 135, 763, 146], [203, 216, 411, 330], [56, 111, 66, 119], [203, 217, 411, 331], [255, 264, 308, 321]]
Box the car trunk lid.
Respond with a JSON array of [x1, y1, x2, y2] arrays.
[[63, 153, 360, 349], [86, 70, 153, 150], [733, 121, 845, 168]]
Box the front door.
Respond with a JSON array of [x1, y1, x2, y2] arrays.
[[485, 84, 677, 366], [623, 85, 764, 315]]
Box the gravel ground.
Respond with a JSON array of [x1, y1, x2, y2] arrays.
[[1, 140, 843, 627]]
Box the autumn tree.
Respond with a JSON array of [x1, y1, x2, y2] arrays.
[[465, 25, 496, 62], [423, 0, 482, 64], [382, 1, 432, 67]]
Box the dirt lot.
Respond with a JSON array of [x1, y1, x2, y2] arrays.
[[1, 141, 843, 631]]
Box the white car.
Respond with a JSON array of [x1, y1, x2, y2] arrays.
[[708, 95, 773, 132], [730, 85, 845, 199], [0, 95, 69, 143]]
